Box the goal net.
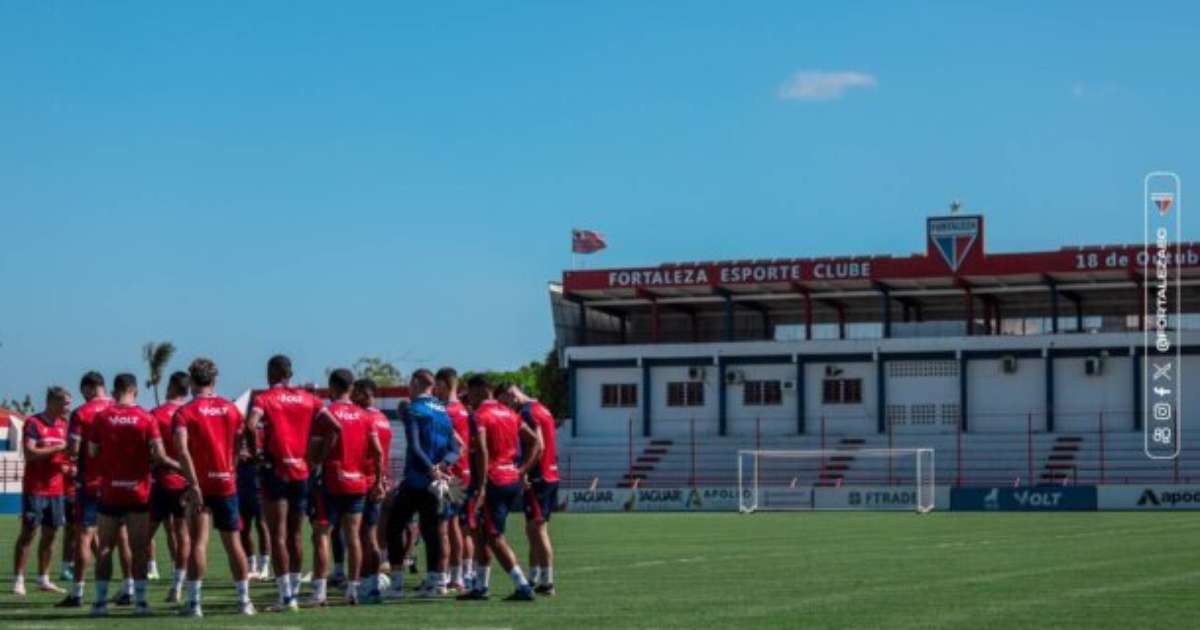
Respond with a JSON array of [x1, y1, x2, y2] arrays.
[[737, 448, 935, 513]]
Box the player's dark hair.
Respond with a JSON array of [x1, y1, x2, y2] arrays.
[[191, 358, 220, 388], [353, 378, 378, 398], [435, 367, 458, 387], [166, 371, 191, 398], [411, 368, 435, 389], [80, 371, 105, 392], [46, 386, 69, 405], [267, 354, 293, 383], [493, 381, 515, 398], [466, 374, 490, 390], [112, 373, 138, 396], [328, 368, 354, 395]]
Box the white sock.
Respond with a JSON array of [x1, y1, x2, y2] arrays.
[[276, 577, 290, 603], [347, 580, 360, 599], [312, 578, 327, 601], [72, 581, 85, 598], [187, 580, 202, 605], [544, 566, 554, 585], [123, 577, 134, 596], [449, 565, 461, 584], [147, 560, 158, 574], [95, 580, 109, 606], [172, 569, 186, 591], [287, 572, 301, 597], [249, 556, 258, 574], [260, 555, 270, 573], [235, 580, 250, 604], [510, 566, 529, 588], [134, 580, 147, 605], [37, 574, 52, 586], [14, 574, 25, 587], [530, 566, 543, 584], [478, 566, 491, 591], [389, 570, 404, 591]]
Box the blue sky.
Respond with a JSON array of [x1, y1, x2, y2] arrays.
[[1, 2, 1197, 404]]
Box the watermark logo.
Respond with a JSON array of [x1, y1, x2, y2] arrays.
[[1143, 172, 1182, 460]]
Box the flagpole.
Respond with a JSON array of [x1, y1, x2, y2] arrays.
[[572, 228, 578, 270]]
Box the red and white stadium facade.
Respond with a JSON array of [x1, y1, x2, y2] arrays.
[[549, 214, 1200, 439]]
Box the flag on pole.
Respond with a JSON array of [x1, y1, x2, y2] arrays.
[[572, 229, 607, 254]]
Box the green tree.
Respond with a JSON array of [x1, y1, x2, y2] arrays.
[[535, 348, 568, 420], [352, 356, 403, 387], [143, 341, 176, 405]]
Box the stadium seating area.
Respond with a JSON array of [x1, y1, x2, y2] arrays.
[[553, 426, 1200, 489]]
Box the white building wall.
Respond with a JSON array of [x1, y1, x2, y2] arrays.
[[726, 363, 799, 437], [650, 366, 719, 436], [1055, 357, 1134, 432], [576, 367, 641, 437], [804, 361, 875, 435], [968, 358, 1046, 432], [885, 360, 960, 435]]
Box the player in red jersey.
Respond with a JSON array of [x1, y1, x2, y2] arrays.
[[352, 378, 392, 600], [459, 375, 539, 601], [436, 368, 474, 592], [148, 371, 191, 604], [173, 358, 255, 617], [243, 354, 336, 611], [498, 382, 560, 595], [86, 373, 180, 617], [58, 371, 135, 608], [12, 386, 71, 596], [305, 369, 384, 606]]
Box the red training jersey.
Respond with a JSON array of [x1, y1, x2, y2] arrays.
[[69, 397, 114, 496], [475, 400, 522, 486], [446, 401, 471, 487], [151, 400, 188, 491], [521, 401, 560, 483], [318, 401, 376, 496], [174, 395, 243, 498], [22, 413, 69, 496], [90, 404, 160, 507], [363, 406, 392, 487], [253, 385, 323, 482]]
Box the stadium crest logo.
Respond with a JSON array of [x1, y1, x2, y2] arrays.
[[928, 217, 981, 272]]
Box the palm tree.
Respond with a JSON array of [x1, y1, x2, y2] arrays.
[[143, 341, 176, 405]]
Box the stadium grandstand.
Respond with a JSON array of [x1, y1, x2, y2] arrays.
[[547, 213, 1200, 502]]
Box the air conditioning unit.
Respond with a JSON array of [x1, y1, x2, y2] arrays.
[[687, 366, 706, 381], [782, 380, 796, 391], [1001, 355, 1018, 374], [725, 370, 745, 385], [824, 365, 844, 377], [1085, 357, 1104, 376]]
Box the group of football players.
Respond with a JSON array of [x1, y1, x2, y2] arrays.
[[10, 354, 560, 617]]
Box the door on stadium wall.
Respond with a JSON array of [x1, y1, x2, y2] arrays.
[[885, 360, 960, 435]]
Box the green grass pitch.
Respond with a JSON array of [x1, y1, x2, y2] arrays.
[[1, 512, 1196, 629]]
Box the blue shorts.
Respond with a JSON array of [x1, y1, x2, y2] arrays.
[[237, 463, 262, 520], [75, 488, 99, 528], [150, 485, 187, 522], [202, 495, 242, 532], [262, 468, 309, 513], [22, 494, 66, 528], [524, 480, 559, 524], [363, 498, 383, 527], [483, 482, 523, 537], [323, 492, 365, 526]]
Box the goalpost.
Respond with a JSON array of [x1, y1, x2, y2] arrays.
[[737, 448, 936, 513]]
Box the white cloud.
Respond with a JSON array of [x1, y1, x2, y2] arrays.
[[778, 70, 877, 101]]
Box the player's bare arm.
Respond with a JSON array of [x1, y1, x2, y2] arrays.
[[515, 424, 542, 481], [173, 426, 204, 506], [23, 439, 65, 461], [148, 437, 181, 472]]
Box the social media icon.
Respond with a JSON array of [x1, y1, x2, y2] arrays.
[[1153, 403, 1172, 421]]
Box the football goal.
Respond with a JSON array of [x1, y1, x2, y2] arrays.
[[737, 448, 935, 513]]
